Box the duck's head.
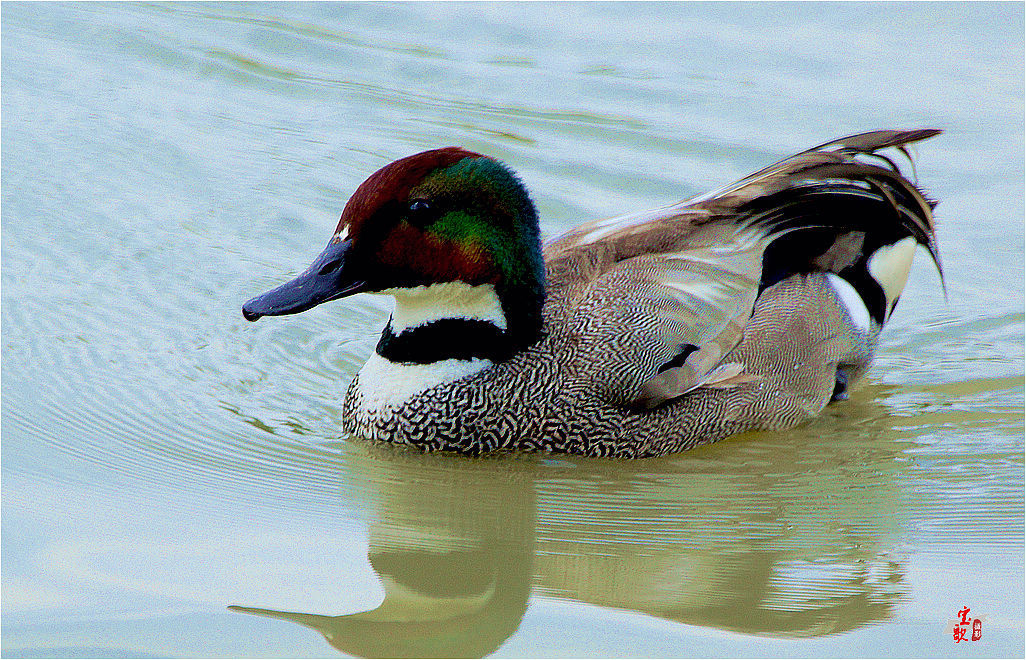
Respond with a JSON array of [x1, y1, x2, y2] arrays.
[[242, 148, 545, 342]]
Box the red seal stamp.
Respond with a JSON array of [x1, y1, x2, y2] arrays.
[[953, 606, 982, 643]]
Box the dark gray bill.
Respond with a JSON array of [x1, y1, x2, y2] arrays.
[[242, 238, 365, 321]]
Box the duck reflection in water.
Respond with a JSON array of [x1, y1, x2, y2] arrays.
[[232, 446, 536, 657], [230, 407, 911, 657]]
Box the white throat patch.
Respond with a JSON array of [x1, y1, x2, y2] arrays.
[[386, 282, 508, 333]]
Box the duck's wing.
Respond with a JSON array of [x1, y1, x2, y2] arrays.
[[543, 129, 943, 409]]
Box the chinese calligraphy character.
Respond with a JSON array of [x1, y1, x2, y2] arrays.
[[952, 607, 982, 643]]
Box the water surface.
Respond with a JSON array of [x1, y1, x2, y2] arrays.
[[2, 2, 1023, 657]]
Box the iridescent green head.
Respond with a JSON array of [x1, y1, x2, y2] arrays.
[[352, 148, 544, 294], [242, 148, 546, 347]]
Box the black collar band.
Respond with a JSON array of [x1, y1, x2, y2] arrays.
[[376, 318, 515, 364]]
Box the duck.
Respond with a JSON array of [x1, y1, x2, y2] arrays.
[[242, 129, 943, 458]]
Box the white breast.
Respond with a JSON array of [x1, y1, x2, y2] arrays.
[[353, 352, 491, 415]]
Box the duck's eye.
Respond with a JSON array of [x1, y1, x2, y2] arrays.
[[407, 199, 436, 226]]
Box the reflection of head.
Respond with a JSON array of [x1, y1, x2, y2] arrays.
[[233, 445, 536, 657], [230, 540, 532, 657]]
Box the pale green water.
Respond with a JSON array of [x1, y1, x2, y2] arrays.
[[2, 2, 1023, 657]]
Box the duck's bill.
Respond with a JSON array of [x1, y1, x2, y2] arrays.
[[242, 238, 366, 321]]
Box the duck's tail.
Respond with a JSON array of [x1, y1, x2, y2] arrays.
[[696, 129, 944, 326]]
